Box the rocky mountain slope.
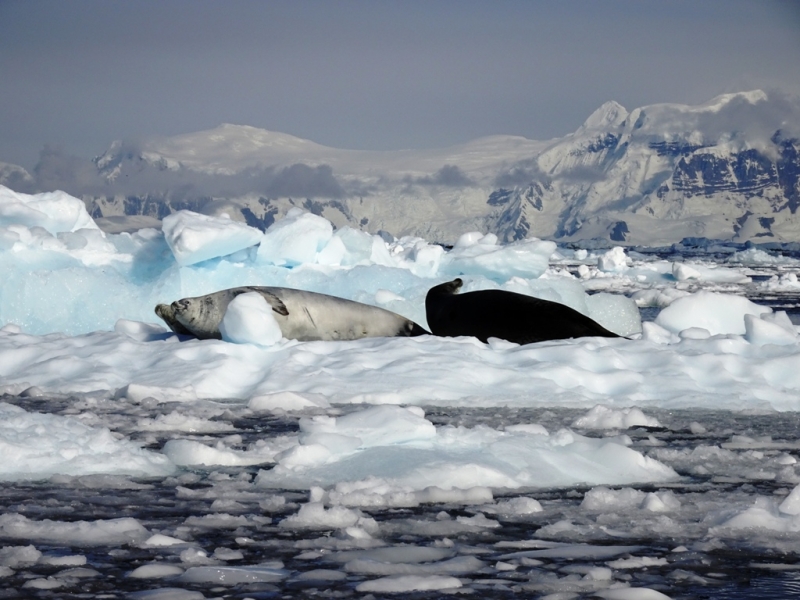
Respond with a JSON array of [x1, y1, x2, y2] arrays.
[[4, 91, 799, 244]]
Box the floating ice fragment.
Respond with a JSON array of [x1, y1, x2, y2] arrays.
[[0, 185, 98, 234], [346, 554, 483, 576], [162, 439, 274, 467], [640, 491, 681, 512], [416, 486, 493, 504], [0, 402, 175, 480], [257, 405, 677, 492], [585, 291, 642, 336], [330, 545, 455, 565], [142, 534, 188, 547], [689, 422, 707, 434], [442, 233, 556, 280], [631, 288, 690, 308], [596, 587, 673, 599], [607, 556, 669, 569], [129, 589, 205, 600], [300, 405, 436, 449], [597, 247, 630, 272], [728, 247, 800, 266], [0, 513, 150, 546], [455, 513, 500, 528], [498, 544, 644, 560], [178, 548, 214, 565], [0, 545, 41, 567], [483, 496, 543, 515], [744, 313, 798, 346], [779, 483, 800, 516], [505, 423, 549, 436], [162, 210, 262, 266], [582, 487, 647, 510], [714, 497, 800, 532], [249, 391, 331, 411], [355, 574, 462, 593], [572, 405, 661, 430], [584, 566, 613, 580], [279, 502, 378, 532], [672, 262, 701, 281], [137, 411, 235, 433], [257, 209, 332, 266], [22, 578, 64, 590], [655, 291, 771, 335], [39, 554, 86, 566], [213, 547, 244, 561], [128, 564, 185, 579], [117, 383, 198, 404]]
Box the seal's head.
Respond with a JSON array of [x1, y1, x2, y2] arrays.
[[154, 302, 196, 336], [170, 295, 225, 339], [155, 303, 171, 321], [426, 278, 463, 298]]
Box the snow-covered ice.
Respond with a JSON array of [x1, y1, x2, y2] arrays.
[[1, 185, 800, 597]]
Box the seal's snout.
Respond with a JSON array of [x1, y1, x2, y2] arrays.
[[173, 299, 190, 312]]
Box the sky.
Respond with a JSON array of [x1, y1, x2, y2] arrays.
[[1, 0, 800, 171]]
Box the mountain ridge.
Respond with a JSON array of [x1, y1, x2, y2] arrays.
[[3, 90, 798, 244]]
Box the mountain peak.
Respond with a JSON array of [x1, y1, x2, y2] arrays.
[[701, 90, 767, 112], [580, 101, 629, 131], [202, 123, 323, 149]]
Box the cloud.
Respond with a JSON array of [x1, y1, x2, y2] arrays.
[[411, 164, 475, 187], [265, 163, 344, 199], [33, 146, 105, 193], [694, 89, 800, 144], [493, 159, 551, 188], [24, 141, 346, 202]]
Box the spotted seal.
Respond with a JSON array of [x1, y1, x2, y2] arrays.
[[156, 286, 428, 341]]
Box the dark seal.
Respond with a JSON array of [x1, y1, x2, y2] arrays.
[[425, 278, 621, 345]]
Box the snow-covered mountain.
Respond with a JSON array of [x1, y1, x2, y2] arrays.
[[8, 90, 800, 244], [507, 90, 800, 244]]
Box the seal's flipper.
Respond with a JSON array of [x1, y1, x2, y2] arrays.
[[259, 290, 289, 316], [235, 287, 290, 316]]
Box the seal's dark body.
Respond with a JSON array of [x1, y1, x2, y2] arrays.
[[425, 278, 620, 345]]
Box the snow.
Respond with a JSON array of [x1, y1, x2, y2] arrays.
[[1, 186, 800, 595], [219, 291, 283, 346]]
